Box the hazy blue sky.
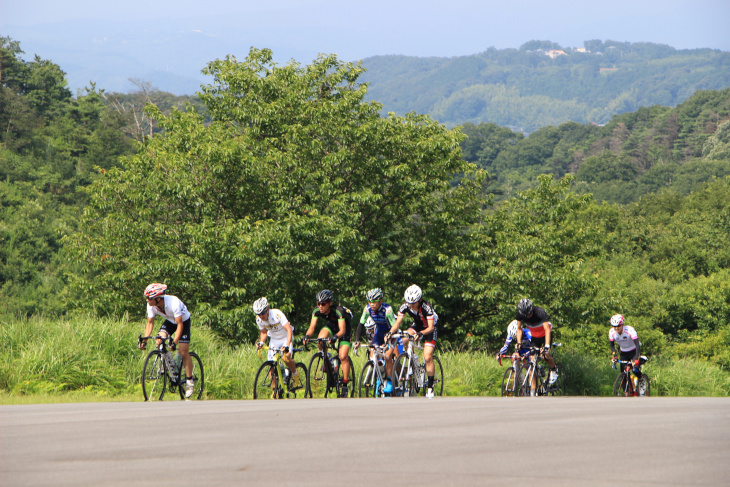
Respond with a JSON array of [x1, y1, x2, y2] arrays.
[[2, 0, 729, 94], [4, 0, 730, 57]]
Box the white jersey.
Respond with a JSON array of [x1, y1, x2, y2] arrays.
[[609, 325, 639, 352], [147, 295, 190, 322], [256, 308, 291, 341]]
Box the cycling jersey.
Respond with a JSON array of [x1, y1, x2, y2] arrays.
[[356, 303, 396, 345], [256, 308, 291, 341], [312, 304, 353, 343], [609, 325, 639, 352], [397, 301, 438, 342], [147, 295, 191, 322], [498, 327, 532, 356], [516, 305, 551, 338]]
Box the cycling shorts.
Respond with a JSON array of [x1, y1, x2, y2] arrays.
[[531, 334, 551, 349], [159, 318, 191, 343], [268, 336, 293, 361], [408, 328, 436, 348], [323, 325, 352, 347]]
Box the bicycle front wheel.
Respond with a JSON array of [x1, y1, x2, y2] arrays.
[[392, 353, 414, 397], [359, 361, 378, 397], [613, 372, 631, 397], [638, 374, 650, 397], [177, 352, 205, 400], [518, 363, 535, 397], [430, 355, 444, 396], [286, 362, 308, 398], [253, 361, 280, 399], [501, 367, 518, 397], [142, 350, 167, 401], [307, 352, 328, 398]]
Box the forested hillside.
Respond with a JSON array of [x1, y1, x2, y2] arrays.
[[360, 40, 730, 132], [1, 39, 729, 383]]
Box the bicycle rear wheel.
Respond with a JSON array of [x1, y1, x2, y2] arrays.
[[638, 374, 650, 396], [253, 361, 280, 399], [142, 350, 167, 401], [307, 352, 328, 398], [518, 363, 535, 397], [501, 367, 518, 397], [613, 372, 631, 397], [430, 355, 444, 396], [177, 352, 205, 400], [392, 353, 414, 397], [547, 362, 566, 396]]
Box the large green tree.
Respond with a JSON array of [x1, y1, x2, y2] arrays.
[[70, 48, 486, 341]]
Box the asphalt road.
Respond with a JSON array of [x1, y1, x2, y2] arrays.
[[2, 397, 729, 486]]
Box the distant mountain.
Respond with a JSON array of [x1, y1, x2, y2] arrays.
[[359, 41, 730, 132]]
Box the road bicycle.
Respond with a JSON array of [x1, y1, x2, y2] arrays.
[[498, 352, 529, 397], [390, 333, 444, 397], [305, 337, 356, 398], [517, 343, 565, 396], [613, 357, 650, 397], [356, 343, 393, 397], [138, 334, 205, 401], [253, 344, 308, 399]]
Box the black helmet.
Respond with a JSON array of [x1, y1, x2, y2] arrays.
[[517, 298, 533, 316], [316, 289, 333, 303]]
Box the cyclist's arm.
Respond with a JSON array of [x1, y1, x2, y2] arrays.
[[543, 322, 551, 348], [632, 338, 641, 361], [258, 328, 268, 345], [304, 315, 318, 340], [515, 322, 523, 347], [420, 316, 435, 336], [144, 317, 155, 338], [609, 340, 617, 355], [497, 338, 511, 356], [336, 318, 345, 339], [389, 314, 404, 335]]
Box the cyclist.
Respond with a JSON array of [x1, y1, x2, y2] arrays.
[[353, 287, 398, 394], [496, 320, 532, 363], [253, 297, 301, 390], [514, 298, 558, 392], [608, 314, 646, 395], [139, 283, 195, 398], [303, 289, 354, 398], [387, 284, 439, 399]]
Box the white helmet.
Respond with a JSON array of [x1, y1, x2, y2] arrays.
[[364, 316, 376, 329], [404, 284, 422, 304], [253, 297, 269, 315], [610, 314, 624, 327], [507, 320, 520, 339]]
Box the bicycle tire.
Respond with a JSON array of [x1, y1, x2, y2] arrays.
[[142, 350, 167, 401], [638, 374, 650, 397], [307, 352, 328, 399], [359, 361, 378, 397], [393, 353, 415, 397], [177, 352, 205, 400], [501, 367, 518, 397], [547, 362, 566, 396], [253, 361, 280, 399], [613, 372, 631, 397], [518, 363, 535, 396], [430, 355, 444, 396], [286, 362, 308, 398]]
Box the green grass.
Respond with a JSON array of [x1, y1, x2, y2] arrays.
[[1, 315, 728, 405]]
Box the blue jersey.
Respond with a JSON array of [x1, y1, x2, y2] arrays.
[[498, 327, 532, 356], [356, 303, 396, 345]]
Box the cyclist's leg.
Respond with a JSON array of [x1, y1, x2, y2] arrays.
[[423, 340, 436, 388], [338, 342, 351, 385]]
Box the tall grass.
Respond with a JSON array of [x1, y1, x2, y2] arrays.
[[1, 315, 728, 404]]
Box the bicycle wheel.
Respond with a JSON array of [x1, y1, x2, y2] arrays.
[[613, 372, 630, 397], [253, 361, 280, 399], [638, 374, 650, 397], [518, 363, 535, 397], [286, 362, 308, 398], [307, 352, 328, 398], [547, 363, 566, 396], [359, 361, 378, 397], [501, 367, 518, 397], [393, 353, 414, 397], [430, 355, 444, 396], [177, 352, 205, 400], [142, 350, 167, 401], [334, 356, 356, 398]]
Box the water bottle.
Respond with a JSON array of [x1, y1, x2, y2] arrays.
[[166, 352, 178, 380], [283, 366, 291, 384], [173, 352, 183, 374]]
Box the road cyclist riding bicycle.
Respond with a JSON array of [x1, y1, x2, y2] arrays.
[[609, 314, 648, 396], [514, 298, 559, 389], [302, 289, 355, 398], [387, 284, 439, 399], [497, 321, 533, 396], [138, 283, 196, 398], [253, 297, 302, 391], [353, 287, 397, 394]]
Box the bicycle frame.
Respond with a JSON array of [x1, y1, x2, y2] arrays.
[[613, 360, 641, 397], [305, 337, 352, 398], [517, 343, 563, 396], [356, 344, 391, 397], [139, 334, 204, 401], [390, 333, 443, 397]]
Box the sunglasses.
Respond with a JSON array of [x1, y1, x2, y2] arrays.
[[317, 301, 330, 306]]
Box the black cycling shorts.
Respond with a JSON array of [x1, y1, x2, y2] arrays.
[[159, 318, 191, 343]]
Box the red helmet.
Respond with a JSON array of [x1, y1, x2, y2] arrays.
[[144, 283, 167, 299], [610, 314, 624, 327]]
